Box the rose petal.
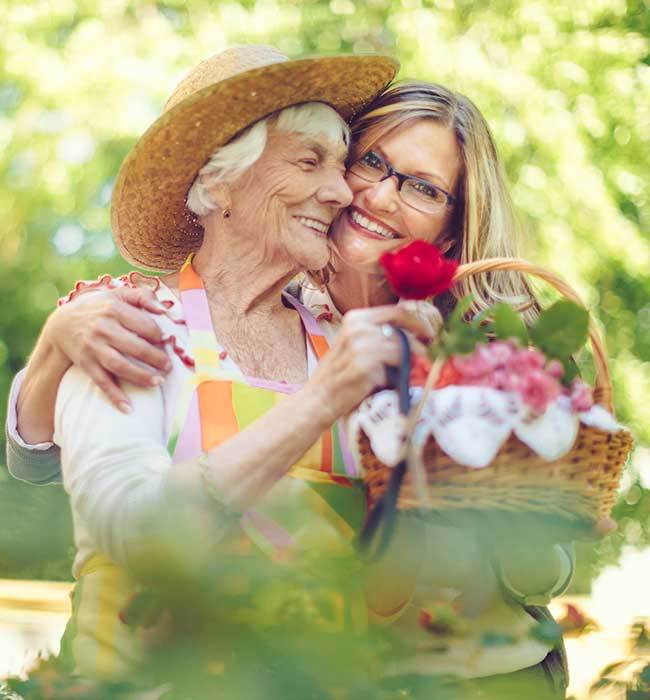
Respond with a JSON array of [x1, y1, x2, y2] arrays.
[[379, 240, 458, 300]]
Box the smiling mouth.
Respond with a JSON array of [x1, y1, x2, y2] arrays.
[[348, 208, 400, 240], [295, 216, 329, 237]]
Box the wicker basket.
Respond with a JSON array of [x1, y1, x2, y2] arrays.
[[360, 258, 634, 524]]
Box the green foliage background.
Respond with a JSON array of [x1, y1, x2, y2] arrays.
[[0, 0, 648, 583]]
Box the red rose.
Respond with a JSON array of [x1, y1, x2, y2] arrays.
[[379, 240, 458, 300]]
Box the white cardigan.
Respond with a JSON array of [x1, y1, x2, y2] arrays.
[[51, 281, 318, 578]]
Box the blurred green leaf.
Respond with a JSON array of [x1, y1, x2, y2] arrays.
[[530, 301, 589, 359], [491, 303, 529, 345]]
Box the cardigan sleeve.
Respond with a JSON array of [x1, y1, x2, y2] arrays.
[[54, 365, 175, 569], [5, 369, 62, 485], [52, 358, 237, 577]]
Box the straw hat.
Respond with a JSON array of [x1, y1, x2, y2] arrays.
[[111, 45, 398, 272]]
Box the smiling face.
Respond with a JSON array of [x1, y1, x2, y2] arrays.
[[330, 118, 463, 273], [228, 128, 351, 271]]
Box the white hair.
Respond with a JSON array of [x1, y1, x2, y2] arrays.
[[186, 102, 350, 216]]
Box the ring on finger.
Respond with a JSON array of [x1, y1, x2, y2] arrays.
[[381, 323, 395, 339]]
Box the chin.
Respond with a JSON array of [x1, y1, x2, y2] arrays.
[[293, 242, 331, 272], [306, 251, 331, 271], [331, 227, 389, 273]]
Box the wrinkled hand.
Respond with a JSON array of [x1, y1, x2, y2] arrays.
[[45, 286, 172, 411], [307, 305, 431, 424], [397, 299, 444, 344]]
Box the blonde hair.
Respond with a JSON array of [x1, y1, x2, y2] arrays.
[[343, 81, 537, 322]]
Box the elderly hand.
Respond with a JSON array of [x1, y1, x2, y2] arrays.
[[397, 299, 444, 344], [44, 286, 172, 411], [307, 305, 432, 424]]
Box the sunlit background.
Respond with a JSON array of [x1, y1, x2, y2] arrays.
[[1, 1, 648, 697]]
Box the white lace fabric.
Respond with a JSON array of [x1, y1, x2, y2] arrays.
[[348, 386, 627, 470]]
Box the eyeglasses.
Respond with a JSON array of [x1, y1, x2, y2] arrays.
[[349, 150, 456, 214]]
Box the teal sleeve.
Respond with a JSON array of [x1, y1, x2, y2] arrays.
[[5, 419, 63, 485]]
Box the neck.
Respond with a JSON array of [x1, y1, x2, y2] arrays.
[[328, 261, 396, 314], [192, 215, 297, 319]]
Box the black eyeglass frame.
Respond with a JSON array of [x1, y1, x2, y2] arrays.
[[350, 150, 457, 210]]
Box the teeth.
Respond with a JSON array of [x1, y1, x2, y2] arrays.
[[297, 217, 328, 234], [350, 210, 396, 239]]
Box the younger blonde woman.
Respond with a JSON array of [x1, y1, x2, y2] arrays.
[[300, 81, 570, 700]]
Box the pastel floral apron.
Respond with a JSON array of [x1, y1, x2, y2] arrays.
[[66, 256, 368, 678]]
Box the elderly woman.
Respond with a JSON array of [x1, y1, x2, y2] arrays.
[[7, 45, 436, 679], [8, 72, 573, 696]]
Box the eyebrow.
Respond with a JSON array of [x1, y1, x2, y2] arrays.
[[373, 144, 451, 190], [302, 138, 348, 163]]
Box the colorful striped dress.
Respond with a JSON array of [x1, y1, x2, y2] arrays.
[[61, 258, 369, 678]]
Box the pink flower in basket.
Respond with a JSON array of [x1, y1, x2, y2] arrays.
[[570, 378, 594, 412], [446, 342, 566, 414], [451, 346, 494, 379], [491, 369, 523, 393], [505, 347, 547, 374], [519, 368, 562, 413], [485, 340, 517, 367], [546, 359, 564, 379]]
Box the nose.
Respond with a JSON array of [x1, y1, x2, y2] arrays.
[[317, 169, 353, 209], [364, 176, 399, 213]]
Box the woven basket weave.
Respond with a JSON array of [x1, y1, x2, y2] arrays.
[[361, 258, 634, 523]]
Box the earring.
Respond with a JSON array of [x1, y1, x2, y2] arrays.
[[223, 207, 232, 219]]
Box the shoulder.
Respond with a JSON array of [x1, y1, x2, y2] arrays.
[[54, 363, 168, 453], [59, 271, 193, 369]]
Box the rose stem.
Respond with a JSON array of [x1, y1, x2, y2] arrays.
[[404, 354, 446, 509]]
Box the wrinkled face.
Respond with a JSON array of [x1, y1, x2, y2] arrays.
[[330, 118, 463, 272], [229, 129, 352, 271]]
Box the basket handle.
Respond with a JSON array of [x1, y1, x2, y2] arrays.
[[359, 329, 411, 560], [453, 257, 613, 412]]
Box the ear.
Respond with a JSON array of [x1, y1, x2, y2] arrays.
[[204, 180, 232, 215]]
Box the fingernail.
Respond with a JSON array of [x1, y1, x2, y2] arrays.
[[151, 375, 164, 386], [118, 401, 132, 414]]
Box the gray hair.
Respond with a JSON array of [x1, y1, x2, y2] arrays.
[[186, 102, 350, 217]]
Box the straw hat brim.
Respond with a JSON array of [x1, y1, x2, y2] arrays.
[[111, 54, 398, 272]]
